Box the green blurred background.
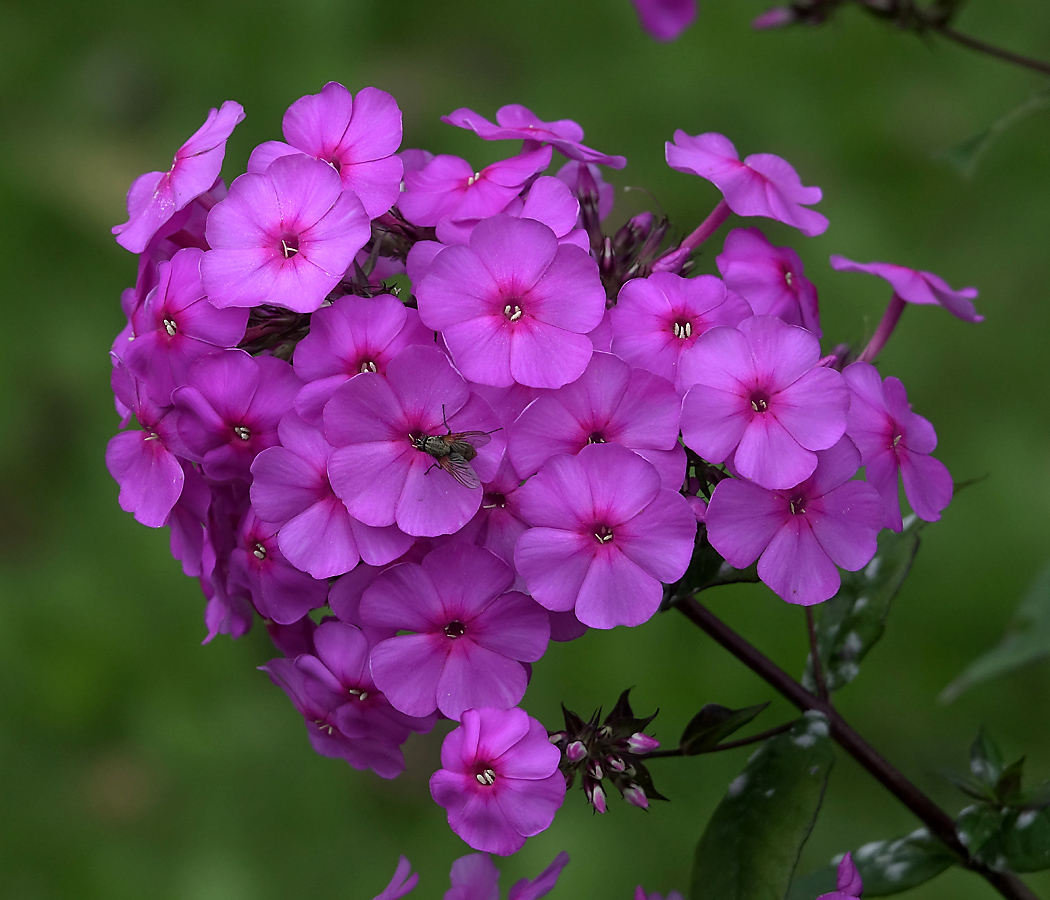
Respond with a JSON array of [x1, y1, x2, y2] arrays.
[[1, 0, 1049, 897]]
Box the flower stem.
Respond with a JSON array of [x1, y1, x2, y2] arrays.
[[652, 199, 731, 272], [675, 595, 1042, 900], [805, 607, 830, 704], [858, 292, 906, 364], [931, 23, 1050, 78]]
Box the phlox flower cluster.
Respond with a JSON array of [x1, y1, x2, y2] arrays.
[[107, 83, 978, 854]]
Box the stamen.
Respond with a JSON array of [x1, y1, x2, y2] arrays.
[[672, 321, 693, 339], [444, 620, 466, 638], [751, 397, 769, 413], [233, 425, 252, 441], [476, 768, 497, 786], [482, 492, 506, 510], [784, 271, 794, 286], [587, 432, 605, 444], [466, 172, 481, 186], [503, 303, 524, 322], [359, 360, 378, 373], [594, 525, 614, 544], [281, 237, 299, 258], [789, 497, 805, 516], [892, 433, 902, 448], [163, 318, 177, 336], [253, 543, 267, 560], [348, 688, 369, 702]]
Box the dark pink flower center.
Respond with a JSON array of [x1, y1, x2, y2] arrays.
[[347, 686, 370, 702], [482, 491, 506, 509], [587, 432, 606, 444], [503, 301, 524, 322], [788, 496, 806, 516], [280, 234, 300, 259], [253, 542, 267, 560], [750, 392, 770, 413], [473, 763, 497, 787], [672, 319, 693, 340], [593, 524, 614, 544], [233, 425, 252, 441], [358, 358, 378, 374], [444, 620, 466, 638], [163, 317, 178, 336]]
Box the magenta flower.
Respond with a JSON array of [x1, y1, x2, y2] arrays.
[[509, 351, 686, 489], [361, 544, 550, 720], [443, 104, 627, 169], [250, 413, 413, 578], [173, 350, 302, 482], [456, 456, 531, 569], [829, 255, 982, 323], [717, 227, 820, 336], [610, 272, 751, 391], [113, 100, 244, 253], [666, 132, 828, 236], [228, 509, 329, 623], [679, 316, 849, 490], [430, 706, 566, 855], [445, 851, 569, 900], [514, 444, 696, 629], [325, 345, 505, 537], [631, 0, 698, 41], [373, 857, 418, 900], [201, 153, 370, 313], [635, 890, 684, 900], [843, 362, 952, 531], [705, 437, 884, 606], [292, 293, 432, 426], [125, 247, 248, 406], [105, 360, 185, 528], [248, 82, 404, 219], [818, 852, 863, 899], [416, 215, 606, 388], [399, 146, 552, 229]]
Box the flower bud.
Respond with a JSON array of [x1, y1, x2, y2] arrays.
[[622, 785, 650, 809], [567, 740, 587, 763], [586, 781, 608, 814], [625, 732, 660, 754], [606, 755, 626, 773]]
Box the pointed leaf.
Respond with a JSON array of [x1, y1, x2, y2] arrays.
[[689, 712, 833, 900], [957, 805, 1004, 857], [802, 518, 923, 693], [939, 87, 1050, 179], [941, 559, 1050, 702], [995, 757, 1026, 805], [679, 703, 771, 755], [939, 768, 998, 804], [788, 829, 956, 899], [970, 726, 1005, 785], [973, 808, 1050, 873]]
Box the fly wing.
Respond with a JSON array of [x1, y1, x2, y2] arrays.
[[450, 430, 493, 451], [437, 452, 481, 490]]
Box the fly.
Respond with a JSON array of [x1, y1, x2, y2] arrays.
[[413, 407, 499, 490]]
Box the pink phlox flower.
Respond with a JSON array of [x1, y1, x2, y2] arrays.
[[631, 0, 698, 41], [228, 509, 329, 624], [442, 850, 569, 900], [717, 227, 820, 336], [509, 351, 686, 490], [105, 359, 185, 527], [361, 544, 550, 720], [430, 706, 566, 855], [292, 293, 433, 426], [399, 145, 553, 231], [248, 82, 404, 219], [829, 255, 982, 322], [666, 131, 828, 237], [325, 345, 505, 537], [173, 350, 302, 482], [454, 456, 531, 572], [818, 852, 864, 899], [198, 481, 254, 642], [374, 857, 419, 900], [126, 247, 249, 407], [113, 100, 244, 253], [202, 574, 254, 643], [514, 444, 696, 628], [443, 104, 627, 170], [167, 462, 213, 577], [294, 621, 435, 777], [250, 413, 413, 578], [416, 215, 606, 389], [705, 437, 884, 606], [843, 362, 952, 531], [611, 272, 752, 392], [499, 175, 589, 251], [266, 614, 317, 659], [202, 153, 370, 313], [555, 160, 615, 223], [679, 315, 849, 490]]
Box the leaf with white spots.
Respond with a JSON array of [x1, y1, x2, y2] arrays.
[[786, 829, 956, 899], [679, 702, 770, 755], [689, 712, 833, 900], [802, 517, 923, 693]]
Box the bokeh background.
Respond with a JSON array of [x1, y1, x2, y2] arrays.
[[1, 1, 1049, 897]]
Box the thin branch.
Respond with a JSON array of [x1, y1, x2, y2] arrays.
[[675, 596, 1042, 900], [932, 23, 1050, 78], [648, 721, 796, 758], [805, 607, 830, 704]]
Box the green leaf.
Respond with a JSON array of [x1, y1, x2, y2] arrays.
[[970, 726, 1005, 785], [941, 559, 1050, 702], [802, 517, 923, 693], [995, 757, 1027, 805], [679, 703, 770, 755], [973, 808, 1050, 873], [689, 712, 833, 900], [938, 86, 1050, 179], [957, 804, 1004, 856], [939, 768, 997, 804], [788, 830, 956, 899]]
